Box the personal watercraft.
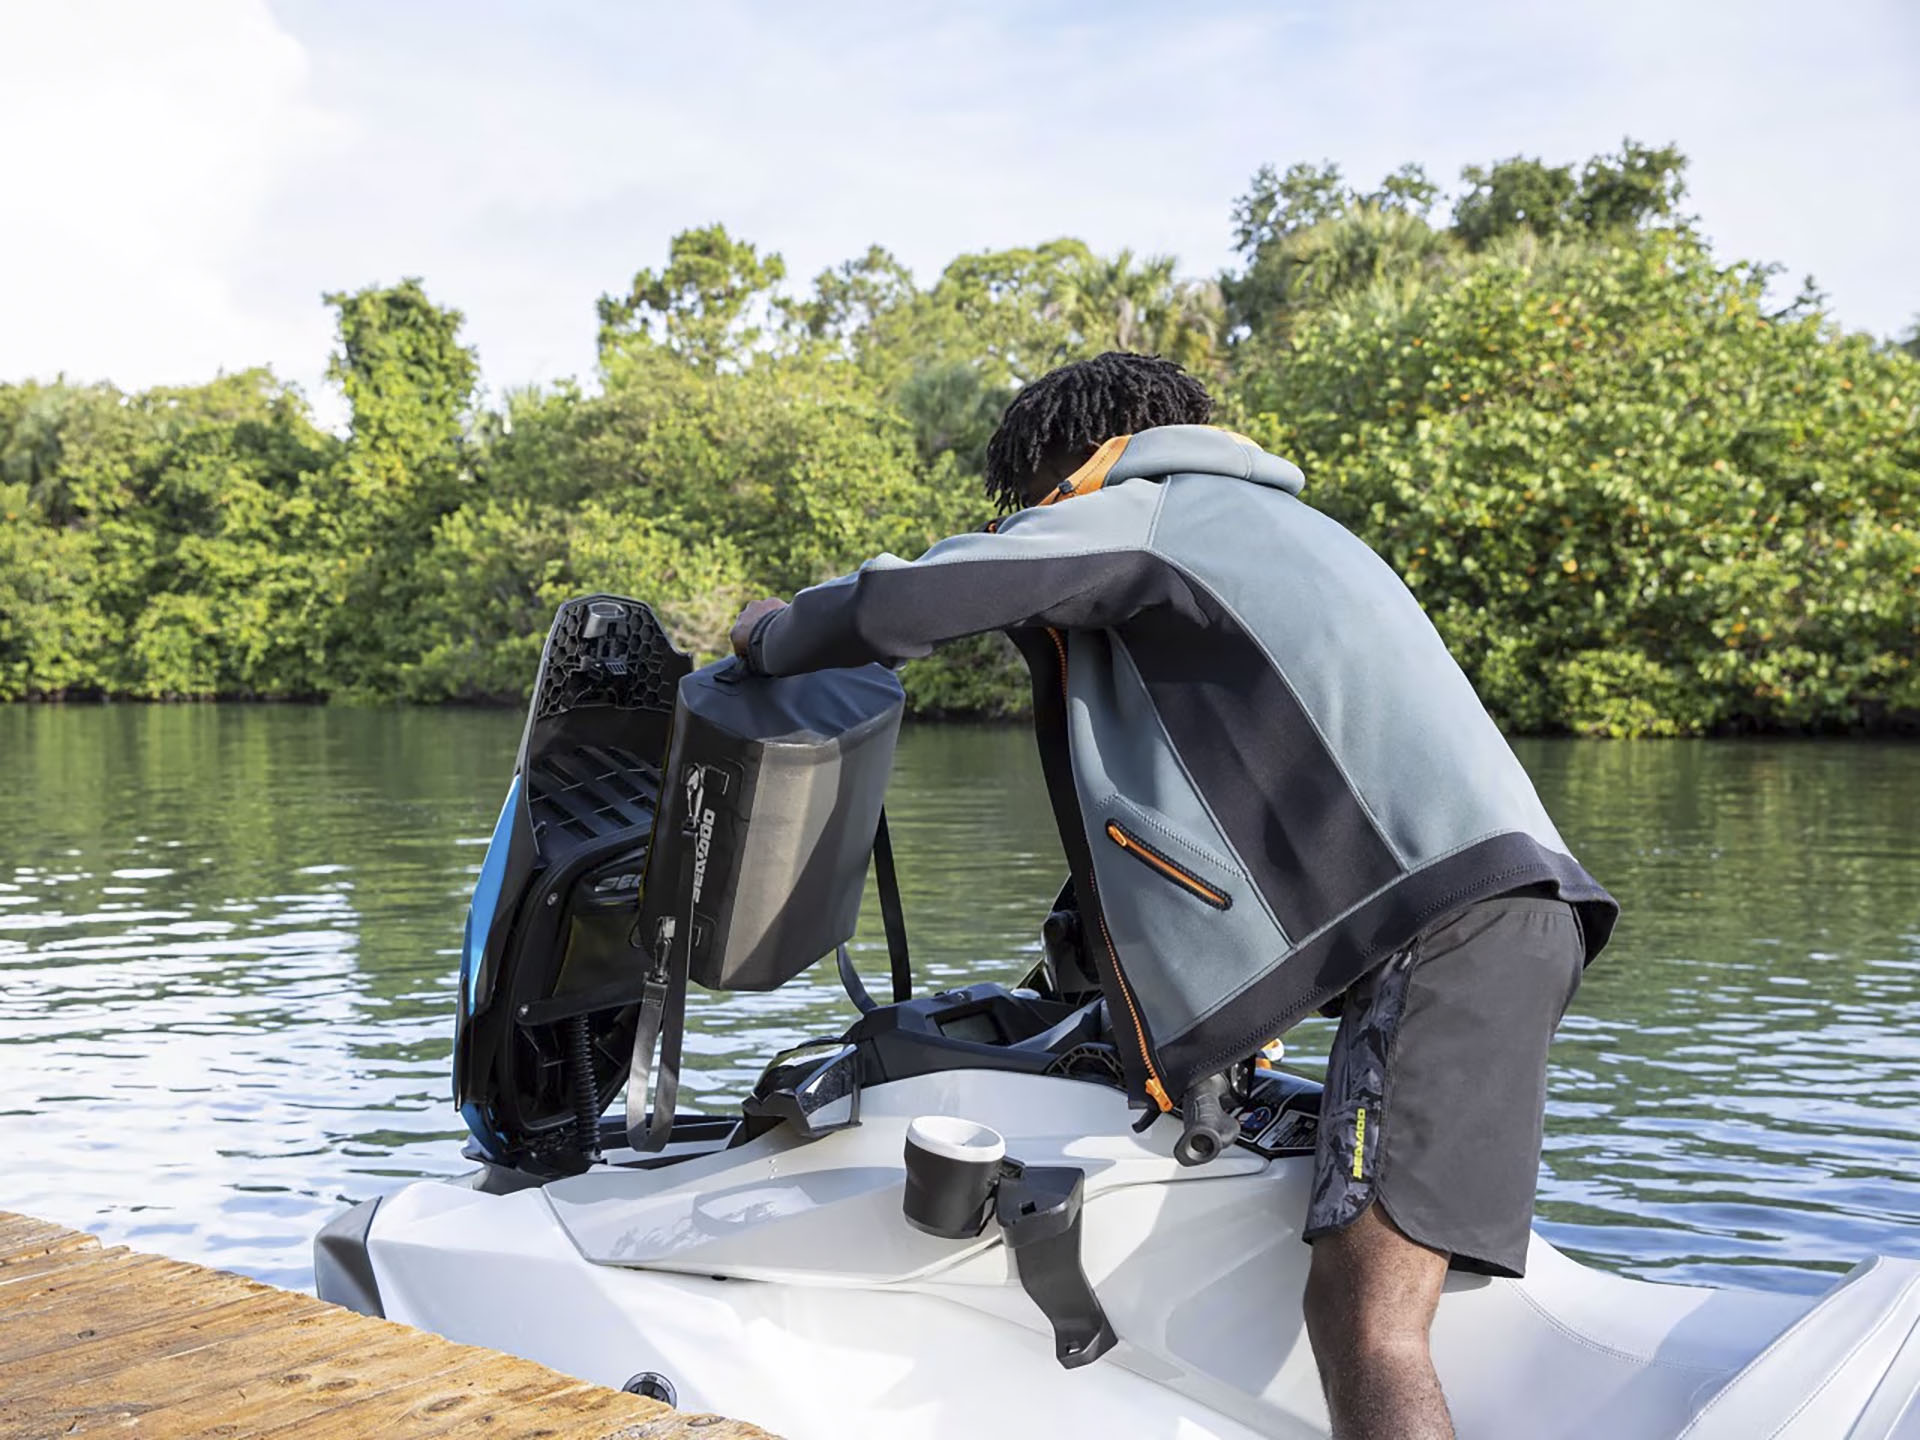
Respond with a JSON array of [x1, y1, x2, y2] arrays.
[[318, 595, 1920, 1439]]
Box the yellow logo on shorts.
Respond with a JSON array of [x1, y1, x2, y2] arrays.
[[1352, 1106, 1367, 1179]]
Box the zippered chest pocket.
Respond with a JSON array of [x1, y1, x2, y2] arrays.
[[1104, 820, 1233, 911]]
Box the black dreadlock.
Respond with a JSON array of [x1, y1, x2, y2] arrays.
[[983, 351, 1215, 513]]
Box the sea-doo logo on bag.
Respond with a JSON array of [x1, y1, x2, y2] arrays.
[[685, 765, 717, 904], [692, 809, 717, 902]]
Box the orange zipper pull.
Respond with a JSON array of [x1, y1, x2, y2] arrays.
[[1145, 1077, 1174, 1113]]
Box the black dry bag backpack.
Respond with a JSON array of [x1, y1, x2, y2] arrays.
[[625, 658, 904, 1150]]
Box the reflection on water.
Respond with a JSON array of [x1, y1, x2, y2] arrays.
[[0, 706, 1916, 1295]]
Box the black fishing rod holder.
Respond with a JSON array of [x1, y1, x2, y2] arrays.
[[901, 1116, 1118, 1369]]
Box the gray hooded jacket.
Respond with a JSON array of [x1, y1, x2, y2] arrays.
[[748, 425, 1616, 1109]]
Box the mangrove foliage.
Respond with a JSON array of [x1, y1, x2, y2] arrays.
[[3, 142, 1915, 735]]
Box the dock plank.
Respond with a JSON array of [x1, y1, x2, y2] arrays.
[[0, 1211, 783, 1440], [242, 1352, 581, 1439], [0, 1252, 193, 1323], [1, 1301, 378, 1411], [0, 1291, 342, 1400], [0, 1216, 98, 1266], [26, 1327, 488, 1438], [0, 1267, 309, 1368]]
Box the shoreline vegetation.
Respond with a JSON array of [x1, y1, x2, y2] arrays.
[[4, 143, 1916, 737]]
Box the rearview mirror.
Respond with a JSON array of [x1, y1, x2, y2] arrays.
[[743, 1042, 862, 1138]]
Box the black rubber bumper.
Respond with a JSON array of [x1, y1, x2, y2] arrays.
[[313, 1196, 384, 1317]]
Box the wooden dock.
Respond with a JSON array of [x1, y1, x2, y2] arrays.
[[0, 1211, 779, 1439]]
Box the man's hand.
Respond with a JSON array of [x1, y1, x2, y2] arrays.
[[730, 597, 789, 661]]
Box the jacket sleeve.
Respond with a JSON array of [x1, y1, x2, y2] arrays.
[[747, 479, 1187, 676]]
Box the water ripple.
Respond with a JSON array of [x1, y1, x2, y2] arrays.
[[0, 706, 1916, 1298]]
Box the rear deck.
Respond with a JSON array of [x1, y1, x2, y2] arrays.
[[0, 1210, 778, 1439]]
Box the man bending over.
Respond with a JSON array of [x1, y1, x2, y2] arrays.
[[730, 352, 1615, 1440]]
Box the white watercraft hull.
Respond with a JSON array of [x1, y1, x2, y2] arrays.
[[337, 1071, 1920, 1439]]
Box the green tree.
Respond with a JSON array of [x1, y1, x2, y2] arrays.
[[1453, 139, 1686, 249], [1451, 155, 1578, 248], [0, 478, 103, 697], [788, 245, 917, 357], [1227, 162, 1458, 343], [1235, 227, 1920, 735], [0, 372, 337, 700], [894, 360, 1008, 474], [325, 282, 475, 484], [1231, 161, 1351, 257], [1067, 249, 1223, 375], [318, 279, 479, 695], [597, 224, 788, 372], [4, 141, 1913, 734]]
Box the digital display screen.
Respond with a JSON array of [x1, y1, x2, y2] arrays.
[[936, 1009, 1004, 1045]]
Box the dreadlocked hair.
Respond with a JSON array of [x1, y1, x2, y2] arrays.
[[983, 351, 1215, 513]]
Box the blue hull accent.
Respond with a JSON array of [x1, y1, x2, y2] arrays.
[[462, 779, 521, 1019], [456, 778, 521, 1157]]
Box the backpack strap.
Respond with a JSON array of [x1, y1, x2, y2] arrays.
[[1036, 435, 1131, 507], [872, 808, 912, 1003], [625, 767, 704, 1154]]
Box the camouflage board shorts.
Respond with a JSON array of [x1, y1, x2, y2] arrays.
[[1303, 894, 1585, 1278]]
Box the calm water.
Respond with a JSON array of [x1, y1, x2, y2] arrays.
[[1, 706, 1916, 1296]]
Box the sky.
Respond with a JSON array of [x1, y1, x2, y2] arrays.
[[1, 0, 1915, 418]]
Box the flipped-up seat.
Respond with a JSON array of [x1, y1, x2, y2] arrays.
[[454, 595, 691, 1174]]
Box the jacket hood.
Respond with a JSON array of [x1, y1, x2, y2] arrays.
[[1107, 425, 1305, 495]]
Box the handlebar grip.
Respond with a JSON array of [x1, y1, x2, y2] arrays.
[[1172, 1073, 1240, 1167]]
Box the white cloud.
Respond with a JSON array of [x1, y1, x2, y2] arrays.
[[1, 0, 1915, 412], [0, 0, 341, 398]]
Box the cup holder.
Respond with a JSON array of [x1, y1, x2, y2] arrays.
[[902, 1115, 1008, 1239], [898, 1113, 1118, 1369]]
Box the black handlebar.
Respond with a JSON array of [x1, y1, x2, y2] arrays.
[[1173, 1071, 1241, 1166]]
